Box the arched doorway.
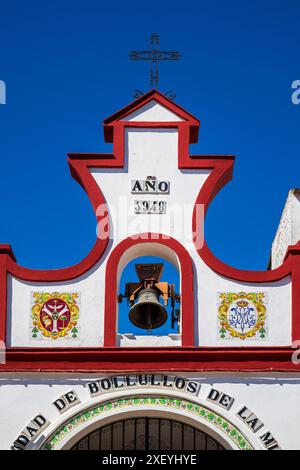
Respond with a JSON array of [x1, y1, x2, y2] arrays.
[[41, 395, 254, 450], [71, 417, 225, 450]]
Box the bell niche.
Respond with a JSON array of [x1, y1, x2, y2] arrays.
[[117, 256, 181, 345]]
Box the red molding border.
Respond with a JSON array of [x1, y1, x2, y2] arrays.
[[0, 347, 299, 372], [104, 234, 195, 347], [0, 91, 300, 371]]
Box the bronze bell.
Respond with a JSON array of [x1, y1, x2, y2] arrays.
[[119, 262, 180, 332], [129, 287, 168, 330]]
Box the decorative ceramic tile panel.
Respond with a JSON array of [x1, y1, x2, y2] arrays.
[[218, 292, 267, 340], [42, 395, 253, 450], [31, 292, 80, 340]]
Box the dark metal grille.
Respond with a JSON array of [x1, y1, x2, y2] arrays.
[[71, 417, 225, 450]]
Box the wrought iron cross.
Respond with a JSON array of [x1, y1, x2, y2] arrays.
[[129, 33, 181, 89]]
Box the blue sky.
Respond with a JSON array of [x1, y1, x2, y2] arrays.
[[0, 0, 300, 272]]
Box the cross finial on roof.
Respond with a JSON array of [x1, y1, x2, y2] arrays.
[[129, 33, 181, 91]]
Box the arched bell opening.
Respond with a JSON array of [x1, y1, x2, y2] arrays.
[[118, 255, 181, 338], [104, 235, 195, 347]]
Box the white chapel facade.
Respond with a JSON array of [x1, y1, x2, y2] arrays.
[[0, 90, 300, 450]]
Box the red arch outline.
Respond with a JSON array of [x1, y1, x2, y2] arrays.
[[104, 234, 195, 347]]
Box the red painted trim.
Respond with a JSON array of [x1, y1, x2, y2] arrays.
[[0, 250, 14, 344], [103, 90, 200, 167], [1, 158, 110, 282], [0, 263, 7, 344], [192, 157, 295, 282], [104, 234, 195, 347], [290, 246, 300, 342], [0, 245, 16, 262], [105, 121, 200, 168], [103, 89, 199, 130], [0, 347, 299, 372]]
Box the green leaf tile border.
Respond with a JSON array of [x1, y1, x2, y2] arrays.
[[42, 395, 253, 450]]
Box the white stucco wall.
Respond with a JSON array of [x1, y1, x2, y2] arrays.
[[271, 189, 300, 269], [1, 372, 299, 450], [124, 101, 184, 122]]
